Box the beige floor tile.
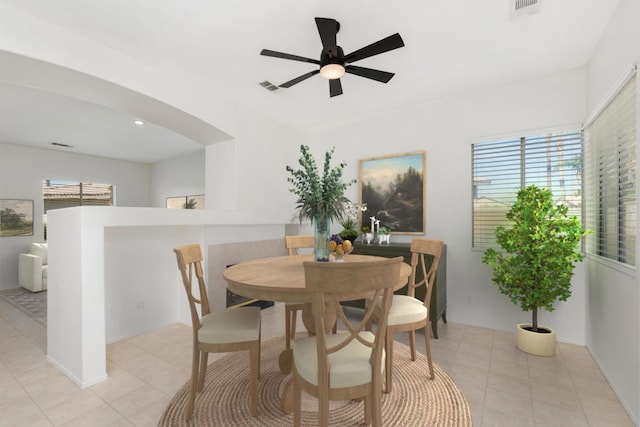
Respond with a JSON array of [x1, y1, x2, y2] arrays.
[[487, 370, 532, 399], [456, 381, 486, 426], [41, 390, 106, 425], [526, 351, 568, 374], [0, 388, 53, 427], [90, 365, 147, 403], [530, 368, 582, 413], [57, 403, 134, 427], [482, 387, 535, 426], [1, 298, 635, 426], [577, 386, 635, 425], [108, 383, 169, 420], [453, 346, 491, 370], [19, 372, 88, 412], [532, 400, 589, 426], [585, 414, 636, 427], [449, 362, 489, 389], [489, 357, 530, 381]]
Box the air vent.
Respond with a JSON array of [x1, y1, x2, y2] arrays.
[[51, 142, 73, 148], [511, 0, 541, 19], [259, 81, 279, 92]]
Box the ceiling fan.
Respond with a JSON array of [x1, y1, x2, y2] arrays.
[[260, 17, 405, 97]]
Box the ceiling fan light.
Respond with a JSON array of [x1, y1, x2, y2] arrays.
[[320, 63, 345, 80]]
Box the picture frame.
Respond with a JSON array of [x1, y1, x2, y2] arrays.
[[359, 151, 426, 234], [0, 199, 34, 237], [166, 194, 205, 210]]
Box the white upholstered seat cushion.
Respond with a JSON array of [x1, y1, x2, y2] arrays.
[[372, 295, 427, 326], [292, 331, 385, 389], [198, 306, 261, 344]]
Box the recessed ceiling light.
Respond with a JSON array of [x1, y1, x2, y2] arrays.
[[134, 120, 144, 126]]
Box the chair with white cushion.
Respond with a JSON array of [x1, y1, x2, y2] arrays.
[[370, 238, 443, 393], [18, 243, 48, 292], [292, 256, 402, 427], [174, 244, 261, 420]]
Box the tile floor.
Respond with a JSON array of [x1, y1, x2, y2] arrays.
[[0, 296, 634, 426]]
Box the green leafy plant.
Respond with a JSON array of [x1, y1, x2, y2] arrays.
[[338, 217, 359, 241], [286, 145, 355, 223], [482, 185, 590, 332], [183, 198, 197, 209], [378, 226, 390, 235]]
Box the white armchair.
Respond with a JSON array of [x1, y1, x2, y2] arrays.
[[19, 243, 48, 292]]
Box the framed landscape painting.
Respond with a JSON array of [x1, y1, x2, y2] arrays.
[[0, 199, 34, 237], [359, 151, 426, 234]]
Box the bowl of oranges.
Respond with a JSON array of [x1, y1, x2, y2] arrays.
[[329, 234, 353, 262]]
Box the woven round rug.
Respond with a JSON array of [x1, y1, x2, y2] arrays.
[[159, 337, 471, 426]]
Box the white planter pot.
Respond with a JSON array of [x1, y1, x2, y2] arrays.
[[516, 323, 556, 356]]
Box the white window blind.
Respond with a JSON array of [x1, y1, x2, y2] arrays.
[[472, 131, 583, 249], [584, 73, 637, 267]]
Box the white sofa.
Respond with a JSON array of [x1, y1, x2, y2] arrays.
[[18, 243, 48, 292]]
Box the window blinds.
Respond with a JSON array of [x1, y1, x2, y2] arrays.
[[472, 131, 583, 249], [584, 74, 637, 267]]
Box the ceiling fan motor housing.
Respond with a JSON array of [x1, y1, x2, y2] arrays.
[[321, 46, 345, 68]]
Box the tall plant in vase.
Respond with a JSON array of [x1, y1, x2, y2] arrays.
[[482, 185, 590, 356], [286, 145, 355, 261]]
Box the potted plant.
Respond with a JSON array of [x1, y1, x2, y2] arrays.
[[481, 185, 590, 356], [361, 224, 374, 244], [286, 145, 355, 261], [377, 226, 391, 245], [338, 217, 359, 243]]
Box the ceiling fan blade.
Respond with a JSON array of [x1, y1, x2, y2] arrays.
[[345, 65, 395, 83], [280, 70, 320, 88], [315, 18, 338, 49], [260, 49, 321, 65], [329, 79, 343, 97], [344, 33, 405, 63]]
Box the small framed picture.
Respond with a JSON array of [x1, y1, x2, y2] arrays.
[[0, 199, 34, 237]]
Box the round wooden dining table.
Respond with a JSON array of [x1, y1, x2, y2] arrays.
[[223, 254, 411, 414], [224, 254, 411, 303]]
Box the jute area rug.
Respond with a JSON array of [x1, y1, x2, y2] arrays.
[[159, 337, 471, 426], [0, 287, 47, 326]]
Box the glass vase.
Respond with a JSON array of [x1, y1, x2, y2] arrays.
[[314, 213, 331, 262]]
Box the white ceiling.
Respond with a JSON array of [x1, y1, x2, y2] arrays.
[[0, 0, 620, 163]]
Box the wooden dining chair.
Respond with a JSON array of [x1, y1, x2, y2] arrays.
[[369, 238, 443, 393], [283, 236, 314, 363], [174, 244, 261, 420], [292, 257, 403, 427]]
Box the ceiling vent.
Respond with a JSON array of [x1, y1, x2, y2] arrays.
[[259, 81, 279, 92], [51, 141, 73, 148], [511, 0, 541, 19]]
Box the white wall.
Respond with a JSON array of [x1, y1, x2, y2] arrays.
[[150, 151, 205, 208], [307, 68, 588, 344], [585, 0, 639, 422], [206, 109, 308, 218], [0, 142, 151, 290]]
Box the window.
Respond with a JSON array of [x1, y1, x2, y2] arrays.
[[472, 130, 583, 249], [584, 72, 636, 267], [43, 180, 113, 213], [42, 180, 113, 240]]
